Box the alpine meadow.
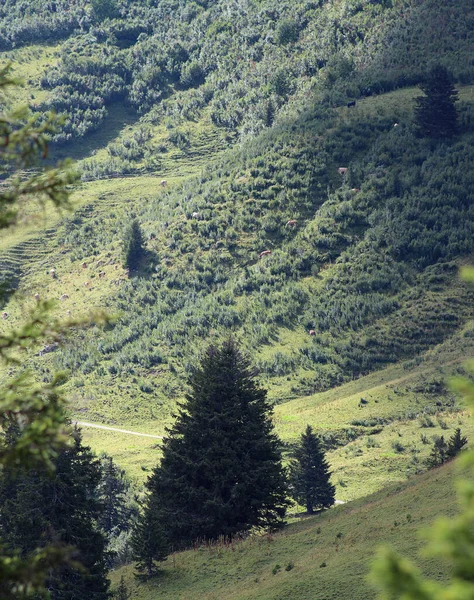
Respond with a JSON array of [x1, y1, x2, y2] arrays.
[[1, 0, 474, 598]]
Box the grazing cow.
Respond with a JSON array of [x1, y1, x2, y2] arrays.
[[60, 294, 69, 301], [98, 271, 106, 278], [192, 212, 200, 219], [81, 262, 87, 269], [96, 260, 105, 267], [393, 123, 399, 127], [50, 268, 56, 279], [34, 293, 40, 302], [351, 188, 360, 194], [309, 329, 316, 336], [347, 100, 356, 108], [84, 281, 90, 287], [338, 167, 348, 175], [160, 179, 168, 187], [259, 250, 272, 258], [2, 311, 8, 319], [286, 220, 297, 227]]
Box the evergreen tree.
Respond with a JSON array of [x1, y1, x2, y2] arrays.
[[131, 497, 168, 578], [97, 455, 137, 537], [289, 425, 335, 514], [425, 435, 448, 468], [140, 341, 288, 553], [123, 219, 146, 272], [0, 426, 110, 599], [114, 575, 130, 600], [97, 455, 138, 568], [446, 427, 468, 459], [414, 65, 459, 138]]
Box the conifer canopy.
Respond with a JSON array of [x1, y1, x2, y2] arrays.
[[289, 425, 335, 514], [138, 340, 288, 553], [414, 65, 458, 138]]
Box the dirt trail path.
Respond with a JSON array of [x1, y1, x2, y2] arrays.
[[74, 421, 164, 439]]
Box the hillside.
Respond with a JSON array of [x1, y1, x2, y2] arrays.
[[1, 0, 474, 503], [111, 459, 462, 599]]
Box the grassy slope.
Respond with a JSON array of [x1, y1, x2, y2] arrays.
[[111, 459, 461, 599], [0, 77, 473, 499]]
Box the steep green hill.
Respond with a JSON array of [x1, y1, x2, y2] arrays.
[[1, 0, 474, 502]]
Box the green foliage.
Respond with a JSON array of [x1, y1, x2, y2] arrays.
[[97, 454, 138, 568], [276, 19, 299, 45], [0, 427, 110, 599], [425, 428, 468, 468], [289, 425, 335, 514], [0, 63, 77, 229], [415, 65, 459, 138], [131, 497, 168, 578], [371, 271, 474, 599], [123, 219, 146, 272], [4, 0, 472, 144], [142, 341, 288, 550], [91, 0, 118, 21], [446, 427, 468, 459], [425, 435, 447, 468], [114, 575, 131, 600]]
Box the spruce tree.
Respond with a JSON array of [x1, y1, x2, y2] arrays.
[[414, 65, 458, 138], [131, 497, 168, 578], [446, 427, 468, 459], [114, 575, 130, 600], [0, 426, 110, 600], [123, 219, 146, 272], [289, 425, 335, 514], [425, 435, 448, 468], [140, 341, 288, 552]]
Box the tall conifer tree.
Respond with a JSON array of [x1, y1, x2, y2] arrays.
[[136, 340, 288, 558], [289, 425, 335, 514], [414, 65, 458, 138], [123, 219, 146, 272], [0, 426, 110, 600]]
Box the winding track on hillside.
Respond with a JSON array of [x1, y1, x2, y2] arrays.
[[74, 421, 164, 439], [75, 358, 468, 441]]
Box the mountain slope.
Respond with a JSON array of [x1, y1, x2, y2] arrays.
[[111, 458, 463, 599], [0, 0, 474, 501]]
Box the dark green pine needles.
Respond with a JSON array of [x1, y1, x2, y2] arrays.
[[133, 341, 288, 572], [289, 425, 335, 514], [414, 65, 458, 138], [123, 219, 146, 272], [0, 426, 110, 600]]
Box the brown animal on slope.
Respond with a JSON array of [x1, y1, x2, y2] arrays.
[[34, 293, 40, 302], [2, 311, 8, 319], [309, 329, 316, 336], [259, 250, 272, 258], [50, 268, 56, 279], [60, 294, 69, 301], [160, 179, 168, 187], [338, 167, 348, 175], [81, 262, 87, 269], [286, 220, 297, 227], [98, 271, 106, 278]]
